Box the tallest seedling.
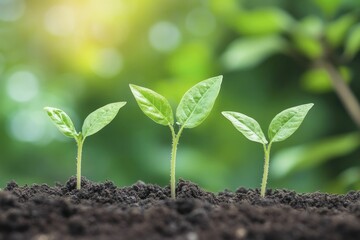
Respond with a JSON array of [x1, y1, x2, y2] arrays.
[[222, 103, 313, 197], [130, 76, 222, 199]]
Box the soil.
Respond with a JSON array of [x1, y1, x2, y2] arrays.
[[1, 177, 360, 240]]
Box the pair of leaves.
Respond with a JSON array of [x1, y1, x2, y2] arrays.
[[222, 103, 314, 145], [44, 102, 126, 139], [130, 76, 222, 129]]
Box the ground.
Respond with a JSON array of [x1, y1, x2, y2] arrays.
[[0, 177, 360, 240]]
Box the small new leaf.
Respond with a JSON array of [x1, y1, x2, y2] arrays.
[[222, 111, 268, 144], [176, 75, 222, 128], [129, 84, 174, 126], [82, 102, 126, 138], [44, 107, 77, 138], [268, 103, 314, 143]]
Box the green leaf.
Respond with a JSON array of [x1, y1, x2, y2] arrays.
[[293, 35, 323, 60], [314, 0, 341, 17], [129, 84, 174, 126], [268, 104, 314, 143], [44, 107, 77, 138], [176, 76, 222, 128], [272, 132, 360, 178], [210, 0, 240, 20], [344, 24, 360, 59], [222, 35, 285, 70], [325, 13, 356, 47], [222, 111, 268, 144], [300, 67, 351, 93], [235, 8, 292, 35], [82, 102, 126, 138], [291, 16, 323, 59], [296, 16, 323, 38]]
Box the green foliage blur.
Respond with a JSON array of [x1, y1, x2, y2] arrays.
[[0, 0, 359, 193]]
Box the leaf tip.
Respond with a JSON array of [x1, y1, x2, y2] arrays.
[[303, 103, 315, 111], [129, 84, 138, 91], [214, 75, 223, 84], [221, 111, 230, 117], [43, 106, 56, 116], [109, 102, 127, 112], [268, 103, 314, 143], [43, 107, 50, 117], [116, 101, 127, 107]]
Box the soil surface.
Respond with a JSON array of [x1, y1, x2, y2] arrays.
[[1, 177, 360, 240]]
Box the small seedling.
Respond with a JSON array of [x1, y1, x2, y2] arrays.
[[44, 102, 126, 189], [222, 103, 313, 197], [130, 76, 222, 199]]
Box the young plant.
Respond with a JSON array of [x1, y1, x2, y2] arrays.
[[44, 102, 126, 190], [130, 76, 222, 199], [222, 103, 314, 197]]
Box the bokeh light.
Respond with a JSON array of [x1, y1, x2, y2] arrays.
[[149, 21, 182, 52], [8, 110, 47, 143], [6, 71, 39, 102], [0, 0, 25, 22]]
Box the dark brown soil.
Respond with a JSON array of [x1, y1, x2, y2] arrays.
[[1, 177, 360, 240]]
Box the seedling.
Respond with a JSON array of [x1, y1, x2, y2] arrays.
[[130, 76, 222, 199], [222, 103, 313, 197], [44, 102, 126, 189]]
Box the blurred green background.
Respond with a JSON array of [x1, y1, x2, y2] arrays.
[[0, 0, 359, 193]]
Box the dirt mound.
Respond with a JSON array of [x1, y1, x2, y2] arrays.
[[1, 177, 360, 240]]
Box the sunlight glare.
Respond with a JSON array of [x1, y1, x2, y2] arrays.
[[44, 5, 76, 36]]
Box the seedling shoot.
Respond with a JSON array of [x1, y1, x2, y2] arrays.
[[44, 102, 126, 189], [222, 103, 313, 197], [130, 76, 222, 199]]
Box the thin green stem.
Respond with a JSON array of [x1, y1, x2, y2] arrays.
[[169, 125, 184, 199], [75, 135, 84, 190], [261, 142, 272, 198]]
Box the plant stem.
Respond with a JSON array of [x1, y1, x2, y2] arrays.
[[169, 125, 184, 199], [316, 60, 360, 129], [261, 142, 272, 198], [76, 135, 84, 190]]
